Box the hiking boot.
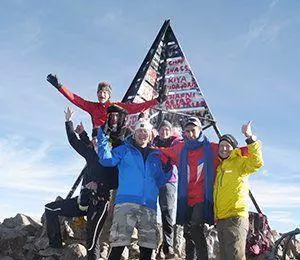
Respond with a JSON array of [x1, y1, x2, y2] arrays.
[[164, 252, 178, 259], [156, 244, 164, 259], [157, 250, 165, 259], [128, 243, 139, 258], [100, 242, 110, 259]]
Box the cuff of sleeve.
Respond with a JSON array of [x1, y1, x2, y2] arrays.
[[79, 131, 88, 138], [245, 135, 257, 144]]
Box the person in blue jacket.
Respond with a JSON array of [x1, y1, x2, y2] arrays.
[[97, 118, 172, 260]]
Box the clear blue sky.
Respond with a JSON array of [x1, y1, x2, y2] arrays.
[[0, 0, 299, 233]]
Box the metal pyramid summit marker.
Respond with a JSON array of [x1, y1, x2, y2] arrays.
[[121, 20, 263, 217], [122, 20, 220, 135]]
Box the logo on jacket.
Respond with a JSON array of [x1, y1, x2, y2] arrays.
[[196, 162, 204, 183]]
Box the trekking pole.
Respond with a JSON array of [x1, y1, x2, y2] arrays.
[[249, 190, 262, 214], [65, 164, 87, 199], [61, 165, 88, 234]]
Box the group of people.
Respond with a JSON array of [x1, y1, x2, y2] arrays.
[[44, 74, 264, 260]]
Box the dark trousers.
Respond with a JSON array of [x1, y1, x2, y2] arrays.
[[99, 189, 116, 244], [45, 196, 109, 260], [159, 182, 176, 254], [184, 202, 208, 260], [108, 246, 152, 260]]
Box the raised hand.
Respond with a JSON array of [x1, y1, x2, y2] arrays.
[[47, 74, 62, 89], [242, 121, 253, 138], [85, 181, 98, 192], [75, 122, 85, 135], [64, 106, 74, 121]]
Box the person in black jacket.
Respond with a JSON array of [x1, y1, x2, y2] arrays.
[[44, 107, 118, 260]]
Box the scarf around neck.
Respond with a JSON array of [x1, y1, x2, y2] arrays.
[[177, 132, 215, 225]]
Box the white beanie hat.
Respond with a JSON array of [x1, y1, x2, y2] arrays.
[[134, 119, 153, 131]]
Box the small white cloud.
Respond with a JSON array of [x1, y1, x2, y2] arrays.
[[261, 169, 269, 176], [0, 134, 85, 222], [262, 144, 300, 177], [244, 0, 282, 48], [269, 0, 280, 11], [269, 210, 297, 224], [0, 135, 84, 193], [266, 210, 299, 233], [228, 0, 288, 58], [250, 180, 300, 209], [94, 10, 123, 28]]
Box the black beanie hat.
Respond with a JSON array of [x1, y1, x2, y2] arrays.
[[219, 134, 238, 148], [106, 104, 128, 115]]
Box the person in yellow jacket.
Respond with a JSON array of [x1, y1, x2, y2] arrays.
[[214, 121, 264, 260]]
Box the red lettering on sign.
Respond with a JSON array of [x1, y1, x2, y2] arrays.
[[166, 65, 190, 75], [168, 58, 184, 66]]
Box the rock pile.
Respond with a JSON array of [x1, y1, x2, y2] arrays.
[[0, 213, 299, 260]]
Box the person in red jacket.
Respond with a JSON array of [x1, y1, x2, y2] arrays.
[[46, 74, 168, 128], [159, 117, 219, 260]]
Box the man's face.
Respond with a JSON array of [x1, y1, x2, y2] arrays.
[[97, 89, 110, 103], [159, 126, 172, 140], [184, 124, 201, 140], [134, 128, 151, 148], [108, 112, 119, 126], [218, 140, 234, 159]]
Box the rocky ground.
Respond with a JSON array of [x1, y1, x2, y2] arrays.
[[0, 213, 299, 260]]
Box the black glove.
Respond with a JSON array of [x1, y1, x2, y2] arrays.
[[79, 131, 91, 145], [156, 84, 168, 104], [47, 74, 62, 89], [162, 158, 172, 173], [78, 188, 94, 211]]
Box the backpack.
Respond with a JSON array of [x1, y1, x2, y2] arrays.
[[246, 212, 274, 257]]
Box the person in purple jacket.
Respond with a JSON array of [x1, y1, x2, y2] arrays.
[[152, 120, 181, 259]]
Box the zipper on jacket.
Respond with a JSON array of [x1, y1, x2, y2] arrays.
[[143, 151, 155, 205], [134, 144, 147, 205], [143, 151, 156, 206], [128, 140, 158, 207], [138, 149, 146, 205], [142, 158, 146, 205], [215, 165, 225, 217]]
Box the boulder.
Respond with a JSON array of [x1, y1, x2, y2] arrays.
[[0, 214, 43, 258], [0, 211, 299, 260], [0, 256, 15, 260], [39, 247, 64, 257], [3, 214, 41, 230], [34, 236, 50, 251], [60, 244, 87, 260], [0, 226, 26, 257]]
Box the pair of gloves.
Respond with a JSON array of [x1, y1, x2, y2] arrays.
[[46, 74, 168, 104]]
